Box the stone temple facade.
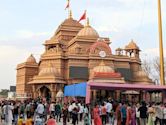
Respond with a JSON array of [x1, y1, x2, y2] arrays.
[[16, 14, 152, 100]]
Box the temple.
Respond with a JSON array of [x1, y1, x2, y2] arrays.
[[16, 12, 153, 100]]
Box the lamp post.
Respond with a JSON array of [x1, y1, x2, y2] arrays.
[[158, 0, 165, 85]]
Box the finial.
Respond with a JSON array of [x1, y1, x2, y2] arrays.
[[131, 39, 134, 42], [69, 9, 72, 19], [85, 17, 90, 27]]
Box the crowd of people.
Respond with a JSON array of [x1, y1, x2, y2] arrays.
[[0, 98, 166, 125], [0, 98, 90, 125], [93, 100, 166, 125]]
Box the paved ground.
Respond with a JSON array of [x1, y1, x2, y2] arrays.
[[0, 119, 111, 125]]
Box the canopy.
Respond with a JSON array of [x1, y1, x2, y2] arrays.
[[64, 82, 87, 97], [86, 82, 166, 104]]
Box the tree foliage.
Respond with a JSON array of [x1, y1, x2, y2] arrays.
[[0, 89, 9, 96], [142, 56, 166, 84]]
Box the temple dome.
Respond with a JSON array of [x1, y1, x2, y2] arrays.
[[77, 25, 99, 38], [125, 40, 140, 50], [26, 54, 36, 63], [39, 66, 60, 76], [93, 61, 114, 73], [77, 18, 99, 38]]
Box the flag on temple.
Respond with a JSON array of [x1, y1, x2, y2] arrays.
[[78, 10, 86, 22], [65, 0, 70, 10]]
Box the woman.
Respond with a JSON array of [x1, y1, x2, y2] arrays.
[[136, 103, 140, 125], [47, 115, 57, 125], [131, 104, 136, 125], [115, 104, 122, 125], [147, 104, 155, 125], [93, 104, 102, 125], [126, 103, 132, 125]]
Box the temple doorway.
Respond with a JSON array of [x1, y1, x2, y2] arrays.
[[39, 86, 51, 100]]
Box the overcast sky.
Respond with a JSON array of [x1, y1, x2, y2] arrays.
[[0, 0, 166, 89]]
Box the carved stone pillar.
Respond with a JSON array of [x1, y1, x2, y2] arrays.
[[32, 85, 36, 98], [50, 84, 54, 100]]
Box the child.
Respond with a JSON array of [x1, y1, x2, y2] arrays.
[[17, 114, 24, 125], [47, 115, 57, 125], [34, 115, 43, 125], [25, 114, 33, 125]]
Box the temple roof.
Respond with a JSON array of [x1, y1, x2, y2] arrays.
[[26, 54, 36, 63], [28, 64, 66, 84], [125, 40, 140, 50], [55, 18, 83, 35]]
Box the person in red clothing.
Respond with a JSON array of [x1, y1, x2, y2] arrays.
[[126, 103, 132, 125], [93, 103, 102, 125], [47, 115, 57, 125]]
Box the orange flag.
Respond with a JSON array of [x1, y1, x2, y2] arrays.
[[78, 10, 86, 22], [65, 0, 70, 10]]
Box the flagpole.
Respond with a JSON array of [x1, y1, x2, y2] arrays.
[[158, 0, 165, 85]]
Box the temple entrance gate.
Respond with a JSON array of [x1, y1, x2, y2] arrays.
[[39, 86, 51, 99]]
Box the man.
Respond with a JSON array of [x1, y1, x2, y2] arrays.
[[36, 101, 44, 116], [105, 100, 112, 123], [155, 102, 163, 125], [3, 101, 14, 125], [121, 102, 127, 125], [138, 101, 147, 125]]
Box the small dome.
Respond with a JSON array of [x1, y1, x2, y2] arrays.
[[93, 61, 114, 73], [125, 40, 140, 50], [116, 47, 123, 51], [77, 25, 99, 38], [56, 89, 64, 98], [39, 66, 60, 76], [77, 18, 99, 38], [26, 54, 36, 63]]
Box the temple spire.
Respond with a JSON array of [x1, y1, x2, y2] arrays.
[[68, 9, 72, 19], [85, 17, 90, 27]]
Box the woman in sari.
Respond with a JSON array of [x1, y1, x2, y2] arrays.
[[115, 104, 122, 125], [126, 103, 132, 125], [131, 104, 136, 125], [93, 104, 102, 125]]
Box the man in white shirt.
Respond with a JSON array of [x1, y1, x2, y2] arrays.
[[3, 101, 14, 125], [68, 104, 73, 122], [155, 103, 163, 125], [105, 100, 113, 123], [36, 101, 44, 115], [49, 101, 55, 117]]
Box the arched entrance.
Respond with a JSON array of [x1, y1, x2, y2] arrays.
[[39, 86, 51, 100]]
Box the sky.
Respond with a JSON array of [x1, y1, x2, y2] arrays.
[[0, 0, 166, 89]]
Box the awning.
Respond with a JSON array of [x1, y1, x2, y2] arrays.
[[88, 82, 166, 90], [85, 82, 166, 104], [64, 82, 87, 97]]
